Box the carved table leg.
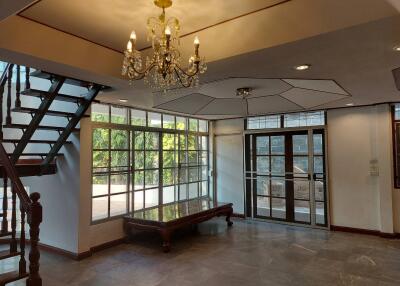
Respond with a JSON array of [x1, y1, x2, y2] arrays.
[[161, 229, 172, 253], [226, 208, 233, 227]]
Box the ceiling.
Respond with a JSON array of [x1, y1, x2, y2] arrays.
[[20, 0, 286, 52], [0, 0, 398, 119]]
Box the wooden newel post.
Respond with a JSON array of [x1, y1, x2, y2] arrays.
[[27, 192, 42, 286]]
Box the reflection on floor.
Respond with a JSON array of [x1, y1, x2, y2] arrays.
[[6, 218, 400, 285]]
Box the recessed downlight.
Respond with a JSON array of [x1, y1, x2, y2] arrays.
[[119, 99, 128, 103], [394, 45, 400, 52], [294, 64, 311, 71], [346, 103, 354, 106]]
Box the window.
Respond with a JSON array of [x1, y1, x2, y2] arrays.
[[91, 103, 209, 222], [247, 111, 325, 130], [392, 104, 400, 188]]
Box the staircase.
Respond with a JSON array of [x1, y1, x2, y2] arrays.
[[0, 62, 104, 285]]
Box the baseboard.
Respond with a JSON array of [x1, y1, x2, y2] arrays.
[[330, 225, 400, 239], [0, 237, 126, 261]]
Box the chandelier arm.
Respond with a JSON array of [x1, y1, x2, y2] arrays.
[[174, 63, 200, 78], [129, 60, 157, 78], [174, 68, 193, 88]]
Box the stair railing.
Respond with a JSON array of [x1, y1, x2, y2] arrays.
[[0, 64, 42, 286]]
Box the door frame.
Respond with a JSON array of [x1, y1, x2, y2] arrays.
[[243, 126, 330, 230]]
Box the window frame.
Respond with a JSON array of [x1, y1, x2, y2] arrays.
[[392, 104, 400, 189], [90, 103, 209, 224]]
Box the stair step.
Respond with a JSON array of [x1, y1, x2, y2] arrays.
[[6, 153, 64, 158], [2, 139, 72, 145], [0, 250, 21, 261], [3, 124, 79, 132], [0, 231, 11, 238], [30, 70, 92, 88], [11, 107, 88, 118], [0, 270, 28, 285], [21, 89, 87, 104]]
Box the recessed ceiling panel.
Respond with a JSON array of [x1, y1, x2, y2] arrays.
[[20, 0, 285, 51], [282, 79, 349, 95], [155, 93, 213, 114], [247, 95, 302, 115], [280, 88, 349, 109], [196, 98, 245, 115], [199, 78, 291, 98]]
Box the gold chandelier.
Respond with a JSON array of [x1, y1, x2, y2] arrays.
[[121, 0, 207, 92]]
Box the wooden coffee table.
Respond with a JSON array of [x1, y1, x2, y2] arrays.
[[124, 198, 233, 252]]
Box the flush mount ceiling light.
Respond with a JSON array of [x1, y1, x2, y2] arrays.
[[121, 0, 207, 92], [346, 103, 354, 106], [294, 64, 311, 71], [236, 87, 253, 98], [394, 46, 400, 52], [119, 99, 128, 103]]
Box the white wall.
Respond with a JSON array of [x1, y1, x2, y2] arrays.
[[214, 119, 244, 214]]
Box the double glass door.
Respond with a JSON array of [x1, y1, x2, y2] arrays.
[[245, 129, 327, 227]]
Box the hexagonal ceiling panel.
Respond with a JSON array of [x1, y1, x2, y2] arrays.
[[152, 77, 351, 117]]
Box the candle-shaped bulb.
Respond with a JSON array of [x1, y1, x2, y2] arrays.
[[165, 26, 171, 36], [130, 31, 136, 42], [127, 41, 132, 52], [194, 36, 200, 46]]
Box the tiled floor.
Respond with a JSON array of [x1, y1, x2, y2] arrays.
[[5, 218, 400, 285]]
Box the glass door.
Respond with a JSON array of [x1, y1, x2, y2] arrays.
[[246, 129, 327, 227]]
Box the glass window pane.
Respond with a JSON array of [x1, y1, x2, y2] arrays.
[[110, 151, 128, 169], [256, 177, 269, 196], [256, 137, 269, 155], [179, 168, 187, 184], [134, 191, 144, 210], [188, 135, 198, 150], [133, 171, 144, 190], [111, 130, 128, 149], [110, 174, 127, 194], [201, 166, 208, 181], [189, 183, 198, 198], [163, 151, 176, 168], [189, 119, 198, 132], [293, 135, 308, 155], [179, 134, 187, 150], [145, 132, 159, 150], [145, 151, 159, 169], [201, 151, 208, 165], [293, 157, 308, 175], [271, 136, 284, 154], [295, 200, 310, 223], [163, 114, 175, 129], [271, 156, 284, 175], [134, 131, 144, 150], [163, 186, 175, 204], [201, 181, 208, 197], [176, 117, 186, 130], [92, 175, 108, 196], [145, 188, 159, 208], [179, 184, 187, 200], [188, 151, 198, 166], [271, 177, 285, 197], [314, 156, 324, 174], [145, 170, 159, 189], [92, 197, 108, 220], [200, 136, 208, 150], [148, 112, 161, 128], [189, 167, 199, 182], [256, 156, 269, 173], [134, 151, 144, 169], [93, 151, 109, 170], [110, 194, 127, 216], [93, 128, 109, 149], [271, 198, 286, 219], [316, 202, 326, 225], [162, 133, 175, 150], [163, 168, 175, 186], [315, 180, 325, 201], [131, 109, 146, 126], [257, 196, 270, 217], [199, 120, 208, 132], [111, 106, 128, 124], [294, 180, 309, 200], [313, 134, 323, 155], [91, 103, 109, 122]]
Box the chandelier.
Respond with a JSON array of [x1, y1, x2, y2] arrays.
[[121, 0, 207, 92]]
